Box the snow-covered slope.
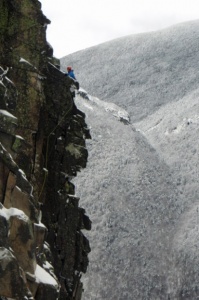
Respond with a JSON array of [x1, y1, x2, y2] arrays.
[[74, 91, 199, 299], [61, 20, 199, 299], [62, 20, 199, 123], [135, 87, 199, 205]]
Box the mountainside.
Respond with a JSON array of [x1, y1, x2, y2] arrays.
[[61, 20, 199, 299], [62, 20, 199, 123]]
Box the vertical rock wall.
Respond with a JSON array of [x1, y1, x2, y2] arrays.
[[0, 1, 91, 299]]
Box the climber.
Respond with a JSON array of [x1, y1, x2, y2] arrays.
[[66, 66, 76, 80], [64, 66, 79, 100]]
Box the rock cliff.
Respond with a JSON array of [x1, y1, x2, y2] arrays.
[[0, 1, 91, 299]]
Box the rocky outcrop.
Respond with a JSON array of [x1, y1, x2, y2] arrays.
[[0, 1, 91, 299]]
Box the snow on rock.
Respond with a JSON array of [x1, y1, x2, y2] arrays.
[[35, 264, 58, 287], [0, 247, 15, 264], [42, 261, 58, 280], [19, 57, 33, 66], [0, 109, 18, 135], [0, 66, 8, 77], [0, 109, 17, 119], [0, 205, 28, 222]]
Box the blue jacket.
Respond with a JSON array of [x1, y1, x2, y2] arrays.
[[68, 70, 76, 80]]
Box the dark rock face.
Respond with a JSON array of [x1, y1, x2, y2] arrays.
[[0, 1, 91, 299]]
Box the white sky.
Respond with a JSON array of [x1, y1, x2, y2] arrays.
[[40, 0, 199, 58]]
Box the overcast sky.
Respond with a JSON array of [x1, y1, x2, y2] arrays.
[[40, 0, 199, 58]]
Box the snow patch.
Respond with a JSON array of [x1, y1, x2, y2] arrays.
[[5, 76, 14, 85], [19, 57, 33, 66], [34, 222, 47, 229], [0, 109, 17, 120], [90, 95, 130, 123], [0, 206, 28, 222], [0, 248, 12, 260], [35, 264, 58, 287], [77, 91, 130, 124], [15, 135, 24, 141], [82, 102, 94, 111]]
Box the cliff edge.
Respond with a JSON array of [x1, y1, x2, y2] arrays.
[[0, 1, 91, 299]]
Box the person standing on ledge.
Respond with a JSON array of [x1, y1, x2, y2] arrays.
[[65, 66, 79, 99], [67, 66, 76, 80]]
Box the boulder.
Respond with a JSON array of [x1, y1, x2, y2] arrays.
[[0, 247, 32, 299]]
